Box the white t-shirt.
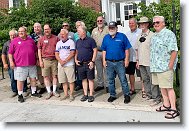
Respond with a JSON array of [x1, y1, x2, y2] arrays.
[[126, 28, 142, 62], [56, 39, 75, 66]]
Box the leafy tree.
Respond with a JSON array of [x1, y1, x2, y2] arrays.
[[0, 0, 100, 49], [136, 0, 180, 49]]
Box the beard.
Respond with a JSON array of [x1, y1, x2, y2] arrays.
[[109, 30, 117, 36]]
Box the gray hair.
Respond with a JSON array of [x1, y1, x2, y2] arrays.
[[129, 18, 137, 24], [33, 22, 41, 28], [60, 29, 68, 34], [9, 29, 17, 35], [153, 16, 165, 22]]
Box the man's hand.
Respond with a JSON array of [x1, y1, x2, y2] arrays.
[[75, 60, 81, 66], [10, 62, 15, 69], [40, 61, 44, 68], [88, 61, 94, 70], [124, 60, 129, 68], [60, 60, 67, 66], [103, 61, 107, 68], [136, 61, 139, 69], [3, 64, 9, 70]]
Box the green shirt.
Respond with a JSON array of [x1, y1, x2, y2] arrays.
[[150, 27, 178, 72]]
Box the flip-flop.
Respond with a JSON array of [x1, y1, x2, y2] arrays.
[[156, 105, 171, 112]]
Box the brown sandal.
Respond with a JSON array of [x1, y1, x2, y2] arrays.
[[165, 109, 180, 119], [156, 105, 171, 112]]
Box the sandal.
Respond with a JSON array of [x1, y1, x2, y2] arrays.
[[156, 105, 171, 112], [142, 91, 146, 98], [130, 90, 136, 95], [165, 110, 180, 119]]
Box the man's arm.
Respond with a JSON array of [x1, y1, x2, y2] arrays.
[[1, 54, 8, 69], [38, 49, 44, 68], [169, 51, 177, 70], [8, 54, 15, 69], [102, 51, 107, 68], [88, 47, 97, 69], [125, 49, 130, 68]]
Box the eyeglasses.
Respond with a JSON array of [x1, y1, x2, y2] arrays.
[[153, 21, 160, 25], [63, 25, 69, 27], [97, 20, 103, 23]]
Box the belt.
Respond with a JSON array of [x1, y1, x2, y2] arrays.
[[43, 58, 56, 61], [106, 59, 124, 62]]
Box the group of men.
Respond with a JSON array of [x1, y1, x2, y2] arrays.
[[1, 15, 179, 119]]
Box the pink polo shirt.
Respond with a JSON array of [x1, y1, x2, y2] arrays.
[[8, 36, 37, 67]]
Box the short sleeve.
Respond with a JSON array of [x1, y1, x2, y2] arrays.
[[123, 34, 132, 50], [2, 41, 8, 55], [70, 40, 76, 51], [166, 31, 178, 53], [90, 38, 97, 49], [55, 41, 60, 52]]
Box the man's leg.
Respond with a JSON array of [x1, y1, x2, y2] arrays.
[[8, 68, 17, 97], [94, 52, 104, 92]]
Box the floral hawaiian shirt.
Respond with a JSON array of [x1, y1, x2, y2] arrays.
[[150, 27, 178, 72]]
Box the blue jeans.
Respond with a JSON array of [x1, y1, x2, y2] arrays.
[[8, 68, 27, 92], [106, 61, 130, 97]]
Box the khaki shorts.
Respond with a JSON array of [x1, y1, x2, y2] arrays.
[[58, 64, 75, 83], [42, 59, 58, 77], [152, 70, 174, 88]]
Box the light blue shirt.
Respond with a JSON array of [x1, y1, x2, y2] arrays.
[[150, 27, 178, 72], [74, 31, 91, 42], [126, 28, 142, 62]]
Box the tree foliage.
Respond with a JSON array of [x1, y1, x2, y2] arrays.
[[136, 0, 180, 49], [0, 0, 100, 50]]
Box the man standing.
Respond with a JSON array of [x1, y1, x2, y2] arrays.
[[91, 16, 109, 92], [135, 16, 161, 105], [126, 18, 141, 95], [55, 29, 75, 101], [75, 26, 97, 102], [30, 22, 46, 94], [58, 22, 74, 40], [2, 29, 28, 98], [38, 24, 60, 100], [9, 26, 41, 103], [101, 21, 131, 104], [151, 16, 179, 119]]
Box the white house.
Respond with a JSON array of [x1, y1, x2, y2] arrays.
[[101, 0, 160, 33]]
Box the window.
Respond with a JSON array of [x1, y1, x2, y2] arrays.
[[124, 3, 137, 20], [141, 0, 146, 5], [13, 0, 20, 8], [9, 0, 27, 8]]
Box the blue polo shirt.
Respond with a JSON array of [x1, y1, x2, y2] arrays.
[[101, 32, 131, 61], [76, 37, 97, 62]]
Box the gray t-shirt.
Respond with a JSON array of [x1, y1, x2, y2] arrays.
[[2, 40, 11, 65]]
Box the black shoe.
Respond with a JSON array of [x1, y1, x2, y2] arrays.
[[108, 96, 117, 102], [80, 95, 88, 102], [106, 87, 109, 93], [18, 94, 24, 103], [130, 90, 136, 95], [124, 95, 130, 104], [39, 88, 46, 94], [75, 86, 82, 91], [88, 96, 95, 102], [94, 86, 104, 92], [31, 91, 42, 98]]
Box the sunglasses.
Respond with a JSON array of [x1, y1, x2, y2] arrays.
[[153, 21, 160, 25], [63, 25, 68, 27], [97, 20, 103, 22]]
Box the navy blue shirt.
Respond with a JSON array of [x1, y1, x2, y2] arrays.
[[76, 37, 97, 62], [101, 32, 131, 60]]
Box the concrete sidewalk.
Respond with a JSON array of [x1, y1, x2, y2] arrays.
[[0, 71, 180, 122]]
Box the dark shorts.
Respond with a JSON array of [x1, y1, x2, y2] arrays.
[[125, 62, 136, 75], [77, 63, 95, 80]]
